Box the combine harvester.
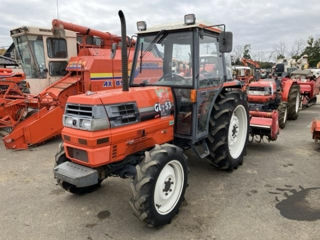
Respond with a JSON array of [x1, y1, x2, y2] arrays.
[[2, 20, 134, 149], [1, 25, 77, 136]]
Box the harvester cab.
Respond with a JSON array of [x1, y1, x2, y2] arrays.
[[10, 26, 77, 94], [54, 11, 249, 227]]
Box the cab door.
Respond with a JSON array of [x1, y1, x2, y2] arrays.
[[195, 34, 224, 140]]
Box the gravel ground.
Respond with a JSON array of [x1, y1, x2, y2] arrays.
[[0, 102, 319, 240]]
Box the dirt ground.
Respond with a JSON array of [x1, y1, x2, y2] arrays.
[[0, 103, 319, 240]]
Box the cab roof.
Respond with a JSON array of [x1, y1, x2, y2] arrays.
[[10, 26, 76, 38], [138, 22, 222, 34]]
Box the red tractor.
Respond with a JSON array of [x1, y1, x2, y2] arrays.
[[247, 75, 300, 141], [53, 12, 249, 227], [290, 69, 320, 107]]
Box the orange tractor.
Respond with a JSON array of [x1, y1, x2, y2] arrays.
[[1, 20, 135, 149], [53, 11, 249, 227]]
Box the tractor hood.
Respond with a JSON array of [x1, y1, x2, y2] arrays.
[[67, 86, 174, 112], [248, 79, 276, 89]]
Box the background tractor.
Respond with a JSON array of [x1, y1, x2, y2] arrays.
[[53, 11, 249, 227], [290, 69, 320, 107], [247, 75, 300, 141]]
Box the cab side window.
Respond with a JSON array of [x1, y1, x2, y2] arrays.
[[199, 35, 223, 87], [47, 38, 67, 58]]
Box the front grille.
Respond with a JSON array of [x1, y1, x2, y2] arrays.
[[106, 102, 139, 127], [67, 147, 88, 162], [248, 86, 265, 91], [65, 104, 93, 117]]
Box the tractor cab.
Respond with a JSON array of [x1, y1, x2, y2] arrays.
[[130, 15, 234, 144], [10, 26, 77, 94]]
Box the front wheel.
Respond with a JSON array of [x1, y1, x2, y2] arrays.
[[287, 85, 300, 120], [278, 102, 288, 129], [207, 90, 249, 171], [130, 144, 188, 227]]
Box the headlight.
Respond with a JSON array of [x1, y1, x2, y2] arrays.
[[247, 88, 271, 96], [63, 115, 109, 131], [64, 116, 74, 127], [79, 119, 92, 130], [91, 118, 110, 131]]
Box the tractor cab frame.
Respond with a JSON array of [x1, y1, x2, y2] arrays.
[[130, 23, 234, 148]]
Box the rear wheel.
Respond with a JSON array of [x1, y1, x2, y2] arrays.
[[287, 85, 300, 120], [207, 90, 249, 171], [278, 102, 288, 129], [130, 144, 188, 227], [54, 143, 101, 194]]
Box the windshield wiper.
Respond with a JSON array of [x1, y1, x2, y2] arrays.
[[139, 30, 167, 73]]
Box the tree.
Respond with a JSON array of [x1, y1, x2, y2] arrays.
[[231, 44, 244, 65], [243, 44, 251, 59], [273, 42, 286, 60], [300, 37, 320, 67], [289, 39, 305, 60]]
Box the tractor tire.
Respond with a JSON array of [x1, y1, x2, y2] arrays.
[[287, 85, 300, 120], [207, 90, 249, 171], [130, 144, 188, 227], [278, 102, 288, 129], [54, 143, 101, 195]]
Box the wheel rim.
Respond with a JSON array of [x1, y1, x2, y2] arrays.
[[228, 105, 248, 159], [295, 92, 300, 113], [154, 160, 184, 215]]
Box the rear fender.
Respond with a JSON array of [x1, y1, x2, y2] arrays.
[[281, 79, 294, 102], [199, 81, 244, 141]]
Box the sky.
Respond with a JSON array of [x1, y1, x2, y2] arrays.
[[1, 0, 320, 61]]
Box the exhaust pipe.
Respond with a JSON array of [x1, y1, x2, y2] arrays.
[[118, 10, 129, 92]]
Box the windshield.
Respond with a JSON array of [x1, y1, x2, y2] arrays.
[[13, 35, 46, 78], [131, 31, 193, 87]]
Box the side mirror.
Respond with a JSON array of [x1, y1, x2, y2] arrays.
[[110, 43, 117, 59], [219, 31, 233, 53]]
